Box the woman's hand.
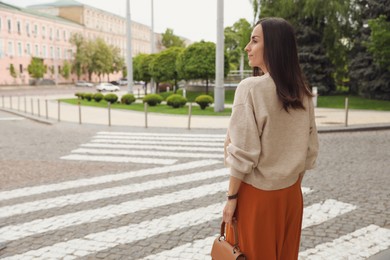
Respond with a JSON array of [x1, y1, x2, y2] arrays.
[[223, 199, 237, 223]]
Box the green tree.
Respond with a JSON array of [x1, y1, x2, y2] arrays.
[[61, 60, 71, 79], [149, 47, 184, 92], [177, 41, 229, 94], [349, 0, 390, 100], [224, 19, 252, 75], [161, 28, 185, 48], [69, 33, 86, 80], [366, 15, 390, 71], [93, 38, 113, 81], [9, 64, 17, 79], [137, 54, 156, 92], [28, 57, 46, 79], [110, 45, 125, 77]]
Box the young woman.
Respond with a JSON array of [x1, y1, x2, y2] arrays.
[[223, 17, 319, 260]]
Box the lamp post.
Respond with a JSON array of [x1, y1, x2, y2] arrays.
[[150, 0, 155, 93], [126, 0, 134, 93], [214, 0, 224, 112]]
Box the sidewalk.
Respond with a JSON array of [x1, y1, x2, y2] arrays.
[[1, 91, 390, 131]]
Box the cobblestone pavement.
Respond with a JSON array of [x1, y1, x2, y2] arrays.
[[0, 111, 389, 259]]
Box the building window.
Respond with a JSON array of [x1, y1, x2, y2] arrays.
[[50, 46, 53, 58], [56, 29, 60, 40], [0, 17, 2, 30], [0, 40, 3, 58], [19, 64, 23, 73], [7, 41, 13, 56], [35, 44, 39, 56], [7, 18, 12, 32], [42, 26, 46, 38], [17, 42, 22, 56], [42, 45, 46, 58], [34, 24, 38, 36], [63, 30, 67, 41], [26, 43, 31, 56], [57, 47, 61, 59], [17, 21, 21, 34], [49, 28, 53, 40], [26, 22, 30, 36]]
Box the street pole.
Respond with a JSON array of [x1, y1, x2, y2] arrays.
[[126, 0, 134, 94], [150, 0, 155, 93], [214, 0, 225, 112]]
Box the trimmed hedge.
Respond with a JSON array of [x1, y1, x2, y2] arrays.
[[83, 93, 93, 101], [121, 94, 136, 105], [104, 93, 118, 103], [143, 94, 163, 106], [195, 95, 214, 110], [166, 94, 187, 108], [93, 93, 104, 102]]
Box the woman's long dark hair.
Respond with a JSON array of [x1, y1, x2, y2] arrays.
[[253, 17, 313, 111]]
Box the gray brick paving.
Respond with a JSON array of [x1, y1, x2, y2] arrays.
[[0, 111, 389, 259]]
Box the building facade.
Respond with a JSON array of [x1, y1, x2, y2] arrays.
[[0, 0, 163, 85]]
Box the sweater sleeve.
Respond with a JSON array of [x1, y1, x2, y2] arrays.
[[225, 103, 261, 180], [305, 98, 319, 170]]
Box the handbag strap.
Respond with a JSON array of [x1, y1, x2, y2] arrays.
[[220, 218, 239, 248]]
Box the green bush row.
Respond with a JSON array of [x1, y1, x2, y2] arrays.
[[143, 93, 213, 109], [75, 92, 135, 105]]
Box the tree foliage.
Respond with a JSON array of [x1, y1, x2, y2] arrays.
[[28, 57, 46, 79], [366, 15, 390, 71], [9, 64, 17, 79], [149, 47, 184, 92], [177, 41, 229, 94], [61, 60, 71, 79], [161, 28, 185, 48]]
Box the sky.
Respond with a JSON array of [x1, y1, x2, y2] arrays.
[[3, 0, 254, 42]]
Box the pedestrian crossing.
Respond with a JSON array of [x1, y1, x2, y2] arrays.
[[1, 132, 389, 259]]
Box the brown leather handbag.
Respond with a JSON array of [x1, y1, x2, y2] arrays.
[[210, 218, 246, 260]]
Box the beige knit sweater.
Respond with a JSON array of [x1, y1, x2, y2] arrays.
[[224, 73, 319, 191]]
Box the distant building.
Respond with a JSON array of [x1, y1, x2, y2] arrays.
[[0, 0, 165, 85]]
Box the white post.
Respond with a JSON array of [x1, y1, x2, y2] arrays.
[[312, 87, 318, 107], [150, 0, 155, 93], [126, 0, 134, 94], [214, 0, 225, 112]]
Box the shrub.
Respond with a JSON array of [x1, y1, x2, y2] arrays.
[[83, 93, 93, 101], [75, 92, 83, 99], [93, 93, 104, 102], [166, 94, 187, 108], [121, 94, 136, 105], [143, 94, 163, 106], [195, 95, 214, 110], [104, 93, 118, 104], [159, 91, 174, 101]]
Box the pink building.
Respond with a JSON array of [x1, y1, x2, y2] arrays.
[[0, 0, 163, 86]]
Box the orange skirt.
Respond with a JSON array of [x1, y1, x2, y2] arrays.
[[226, 177, 303, 260]]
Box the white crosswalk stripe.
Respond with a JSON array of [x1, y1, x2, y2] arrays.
[[62, 132, 224, 164], [1, 132, 389, 259]]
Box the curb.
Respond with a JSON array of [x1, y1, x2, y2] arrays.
[[0, 108, 53, 125], [2, 107, 390, 133]]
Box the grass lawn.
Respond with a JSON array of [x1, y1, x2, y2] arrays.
[[317, 95, 390, 111], [61, 98, 232, 116]]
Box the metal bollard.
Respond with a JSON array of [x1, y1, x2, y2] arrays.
[[31, 99, 34, 115], [37, 99, 41, 117], [345, 97, 349, 127], [108, 102, 111, 126], [144, 102, 148, 128], [78, 101, 82, 124], [45, 100, 49, 119], [10, 96, 13, 109], [58, 100, 61, 122], [188, 102, 192, 130]]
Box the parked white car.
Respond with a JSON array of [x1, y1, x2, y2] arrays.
[[96, 82, 120, 92], [75, 80, 94, 87]]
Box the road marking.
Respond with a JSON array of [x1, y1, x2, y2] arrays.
[[70, 148, 224, 159], [299, 225, 390, 259], [0, 117, 24, 121], [302, 199, 357, 228], [0, 168, 229, 218], [94, 135, 224, 142], [97, 131, 226, 138], [0, 183, 313, 243], [140, 199, 356, 260], [0, 160, 220, 201], [0, 181, 228, 243], [61, 154, 178, 164], [81, 143, 224, 152], [2, 203, 225, 260], [91, 138, 223, 147]]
